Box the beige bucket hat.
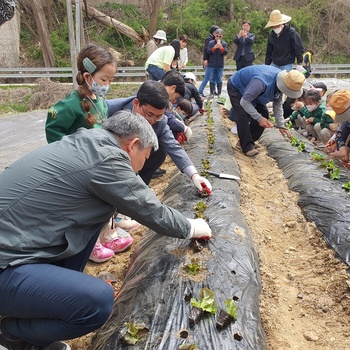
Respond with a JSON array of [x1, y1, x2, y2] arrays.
[[153, 30, 167, 42], [265, 10, 291, 28], [276, 70, 305, 98], [329, 89, 350, 123]]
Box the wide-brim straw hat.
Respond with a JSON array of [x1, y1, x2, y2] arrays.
[[276, 70, 305, 99], [265, 10, 291, 28], [153, 30, 167, 41], [329, 89, 350, 123]]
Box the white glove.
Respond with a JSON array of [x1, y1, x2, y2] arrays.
[[192, 174, 212, 194], [184, 126, 193, 140], [187, 218, 212, 239]]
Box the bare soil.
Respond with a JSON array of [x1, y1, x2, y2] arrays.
[[65, 107, 350, 350]]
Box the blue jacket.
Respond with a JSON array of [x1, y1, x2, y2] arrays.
[[106, 98, 194, 173], [233, 32, 255, 62], [229, 65, 281, 106]]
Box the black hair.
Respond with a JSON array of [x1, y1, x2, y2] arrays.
[[312, 81, 327, 92], [209, 25, 219, 34], [137, 80, 169, 110], [170, 39, 181, 60], [177, 97, 193, 116], [304, 89, 322, 103], [161, 71, 186, 97]]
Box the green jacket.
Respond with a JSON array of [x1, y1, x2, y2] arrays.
[[298, 101, 326, 125], [45, 90, 108, 143]]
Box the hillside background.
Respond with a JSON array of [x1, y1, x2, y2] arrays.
[[1, 0, 350, 70]]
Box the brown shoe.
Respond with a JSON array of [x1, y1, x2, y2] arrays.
[[245, 148, 259, 157]]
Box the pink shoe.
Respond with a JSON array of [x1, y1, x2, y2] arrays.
[[89, 242, 114, 263], [103, 236, 133, 253], [115, 215, 141, 231]]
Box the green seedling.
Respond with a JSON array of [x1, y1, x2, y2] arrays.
[[297, 142, 306, 152], [342, 181, 350, 191], [225, 299, 238, 319], [190, 288, 217, 314], [329, 167, 340, 180], [194, 201, 207, 219], [122, 321, 148, 345], [183, 258, 201, 275], [290, 136, 300, 146], [269, 116, 276, 124], [310, 152, 326, 161], [201, 159, 210, 170], [285, 120, 293, 130]]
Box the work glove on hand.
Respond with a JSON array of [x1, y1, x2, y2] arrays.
[[184, 126, 193, 140], [176, 132, 187, 144], [199, 108, 205, 114], [187, 218, 212, 239], [192, 174, 212, 195]]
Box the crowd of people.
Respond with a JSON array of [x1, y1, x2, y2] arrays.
[[1, 7, 350, 350]]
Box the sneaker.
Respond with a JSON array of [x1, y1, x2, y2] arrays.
[[89, 243, 114, 263], [199, 92, 206, 98], [45, 342, 71, 350], [245, 148, 259, 157], [0, 328, 71, 350], [115, 215, 141, 231], [102, 227, 133, 253], [151, 168, 166, 179]]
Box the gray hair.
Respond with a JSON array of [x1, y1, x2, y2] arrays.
[[103, 110, 159, 151]]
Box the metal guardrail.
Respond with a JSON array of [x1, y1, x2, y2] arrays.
[[0, 64, 350, 80]]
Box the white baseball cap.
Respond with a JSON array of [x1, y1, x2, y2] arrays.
[[184, 72, 197, 83]]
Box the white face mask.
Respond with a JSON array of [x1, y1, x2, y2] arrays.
[[273, 26, 283, 35], [306, 104, 317, 112], [86, 76, 110, 97]]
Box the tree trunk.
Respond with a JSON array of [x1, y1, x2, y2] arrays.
[[79, 1, 144, 45], [229, 0, 234, 22], [30, 0, 56, 67], [145, 0, 162, 37]]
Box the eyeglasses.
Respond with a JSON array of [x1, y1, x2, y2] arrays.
[[141, 106, 164, 122]]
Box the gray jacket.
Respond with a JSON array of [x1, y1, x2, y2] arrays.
[[0, 128, 191, 269]]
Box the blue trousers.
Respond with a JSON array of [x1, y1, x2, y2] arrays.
[[146, 64, 166, 81], [198, 67, 214, 94], [0, 228, 114, 347]]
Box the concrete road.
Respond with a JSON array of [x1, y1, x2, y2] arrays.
[[0, 110, 47, 172]]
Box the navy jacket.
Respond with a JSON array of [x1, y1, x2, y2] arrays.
[[207, 40, 228, 68], [233, 32, 255, 62]]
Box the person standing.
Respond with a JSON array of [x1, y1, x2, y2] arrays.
[[264, 9, 304, 72], [227, 65, 305, 157], [206, 28, 228, 98], [177, 34, 189, 70], [233, 20, 255, 71], [302, 49, 314, 78], [198, 25, 219, 97], [0, 111, 212, 350], [146, 30, 167, 58]]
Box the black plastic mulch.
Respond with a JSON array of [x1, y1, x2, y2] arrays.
[[91, 104, 267, 349]]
